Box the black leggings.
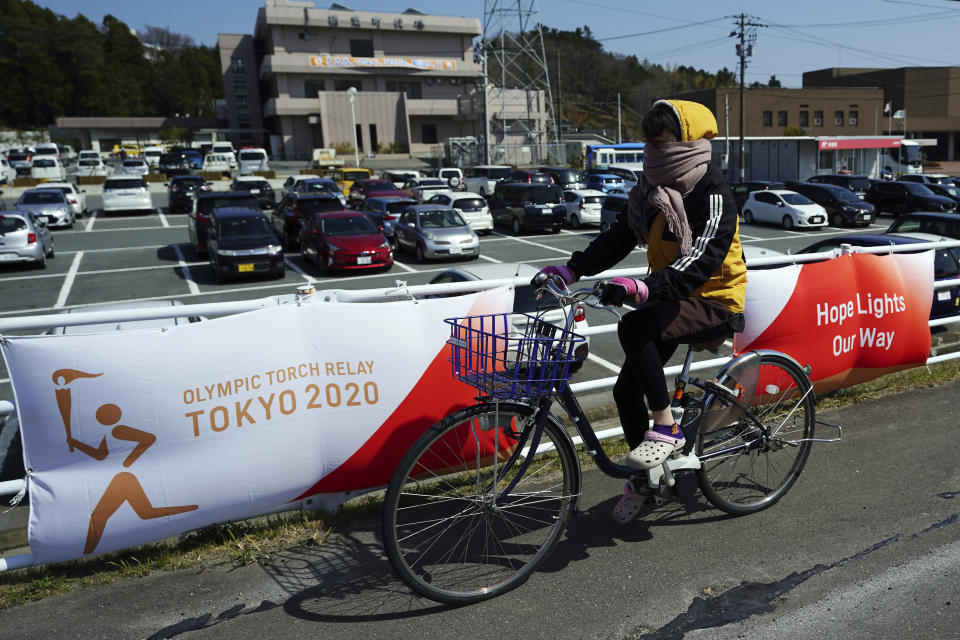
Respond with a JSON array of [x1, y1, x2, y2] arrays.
[[613, 304, 734, 450]]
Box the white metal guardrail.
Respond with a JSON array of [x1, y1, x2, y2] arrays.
[[2, 242, 960, 570]]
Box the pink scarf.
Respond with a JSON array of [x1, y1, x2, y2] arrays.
[[628, 138, 712, 257]]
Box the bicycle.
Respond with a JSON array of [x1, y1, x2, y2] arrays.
[[381, 275, 841, 605]]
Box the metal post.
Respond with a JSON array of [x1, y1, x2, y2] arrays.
[[347, 87, 359, 166], [617, 93, 622, 144], [724, 93, 731, 181], [738, 13, 746, 182]]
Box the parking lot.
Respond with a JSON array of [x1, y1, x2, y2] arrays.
[[0, 179, 899, 404]]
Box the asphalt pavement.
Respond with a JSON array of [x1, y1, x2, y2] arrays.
[[0, 381, 957, 639]]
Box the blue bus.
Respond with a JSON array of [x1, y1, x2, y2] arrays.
[[586, 142, 645, 171]]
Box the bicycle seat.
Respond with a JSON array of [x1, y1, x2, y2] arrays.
[[691, 336, 727, 353]]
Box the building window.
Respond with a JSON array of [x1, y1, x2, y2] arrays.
[[777, 111, 787, 127], [355, 124, 364, 151], [369, 124, 379, 151], [236, 94, 248, 106], [814, 110, 823, 126], [231, 56, 244, 73], [304, 79, 325, 98], [334, 80, 361, 92], [834, 110, 844, 126], [386, 81, 422, 99], [762, 111, 772, 127], [849, 110, 859, 126], [422, 123, 438, 144], [819, 149, 835, 170], [799, 110, 809, 128], [350, 39, 374, 57]]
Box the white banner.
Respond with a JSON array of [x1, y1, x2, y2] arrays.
[[1, 288, 512, 563]]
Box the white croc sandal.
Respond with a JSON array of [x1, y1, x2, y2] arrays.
[[612, 482, 653, 524], [626, 430, 685, 470]]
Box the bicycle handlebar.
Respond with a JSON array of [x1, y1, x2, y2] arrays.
[[533, 275, 623, 322]]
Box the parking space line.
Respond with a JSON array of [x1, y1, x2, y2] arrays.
[[478, 254, 503, 263], [284, 258, 315, 282], [171, 245, 200, 295], [489, 231, 579, 256], [61, 244, 169, 254], [0, 261, 209, 283], [55, 251, 84, 308], [158, 210, 170, 228], [58, 225, 187, 235], [587, 353, 622, 374], [391, 260, 417, 273], [84, 210, 98, 232], [740, 227, 878, 243]]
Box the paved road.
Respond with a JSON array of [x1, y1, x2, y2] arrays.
[[0, 381, 957, 639]]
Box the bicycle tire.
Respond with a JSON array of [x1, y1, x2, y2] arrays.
[[382, 401, 578, 605], [696, 352, 815, 515]]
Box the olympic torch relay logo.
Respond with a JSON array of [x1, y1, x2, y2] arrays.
[[52, 368, 198, 555]]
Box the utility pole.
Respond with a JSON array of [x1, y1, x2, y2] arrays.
[[730, 14, 763, 182], [617, 93, 622, 144]]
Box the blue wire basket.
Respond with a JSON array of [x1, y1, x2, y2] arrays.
[[445, 312, 587, 399]]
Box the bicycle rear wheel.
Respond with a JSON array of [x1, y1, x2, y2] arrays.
[[696, 352, 815, 515], [382, 402, 578, 605]]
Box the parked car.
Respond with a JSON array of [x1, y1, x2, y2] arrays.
[[120, 158, 150, 177], [741, 190, 828, 230], [211, 142, 236, 156], [237, 147, 270, 174], [799, 233, 960, 320], [382, 169, 422, 189], [490, 182, 566, 234], [142, 146, 164, 168], [15, 189, 75, 228], [423, 191, 494, 235], [333, 167, 372, 194], [33, 142, 61, 160], [806, 174, 873, 198], [584, 173, 625, 193], [298, 211, 393, 274], [432, 167, 466, 190], [899, 173, 954, 186], [923, 183, 960, 208], [394, 205, 480, 262], [0, 210, 55, 268], [159, 151, 194, 176], [784, 181, 875, 228], [181, 149, 204, 170], [562, 189, 607, 228], [588, 165, 640, 190], [464, 165, 513, 196], [273, 193, 346, 248], [427, 262, 591, 366], [166, 175, 211, 214], [885, 211, 960, 239], [190, 191, 261, 254], [230, 176, 276, 210], [76, 157, 108, 177], [77, 150, 102, 162], [7, 151, 33, 176], [402, 177, 452, 202], [202, 152, 237, 174], [42, 182, 88, 219], [599, 193, 629, 233], [206, 207, 285, 282], [504, 169, 553, 185], [729, 181, 786, 213], [360, 196, 417, 245], [864, 181, 957, 215], [0, 157, 15, 184], [102, 176, 154, 214], [281, 174, 323, 199], [349, 178, 406, 206], [539, 167, 587, 190], [30, 157, 66, 181], [294, 178, 347, 207]]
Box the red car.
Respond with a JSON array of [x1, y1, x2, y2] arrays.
[[349, 179, 403, 206], [298, 211, 393, 274]]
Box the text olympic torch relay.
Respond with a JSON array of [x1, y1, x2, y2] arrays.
[[0, 247, 936, 567]]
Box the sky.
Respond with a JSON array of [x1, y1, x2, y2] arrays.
[[33, 0, 960, 87]]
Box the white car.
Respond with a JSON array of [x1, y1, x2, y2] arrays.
[[120, 158, 150, 176], [562, 189, 607, 228], [238, 147, 270, 174], [403, 178, 452, 202], [76, 157, 108, 177], [434, 167, 466, 190], [43, 182, 87, 218], [202, 152, 237, 173], [142, 146, 164, 168], [424, 191, 494, 235], [0, 156, 15, 184], [30, 157, 67, 181], [102, 176, 154, 214], [741, 189, 828, 230], [464, 165, 512, 197], [78, 150, 102, 162], [383, 169, 422, 189]]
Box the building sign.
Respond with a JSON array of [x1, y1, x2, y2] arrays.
[[309, 56, 457, 71], [818, 137, 901, 150]]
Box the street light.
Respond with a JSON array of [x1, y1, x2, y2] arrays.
[[346, 86, 360, 167]]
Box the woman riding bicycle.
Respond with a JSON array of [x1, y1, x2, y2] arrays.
[[537, 99, 747, 524]]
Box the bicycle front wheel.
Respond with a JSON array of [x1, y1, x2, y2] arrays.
[[382, 402, 578, 605], [696, 352, 815, 515]]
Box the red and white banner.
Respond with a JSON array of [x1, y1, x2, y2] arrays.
[[309, 56, 457, 71], [734, 251, 933, 391], [1, 288, 512, 563]]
